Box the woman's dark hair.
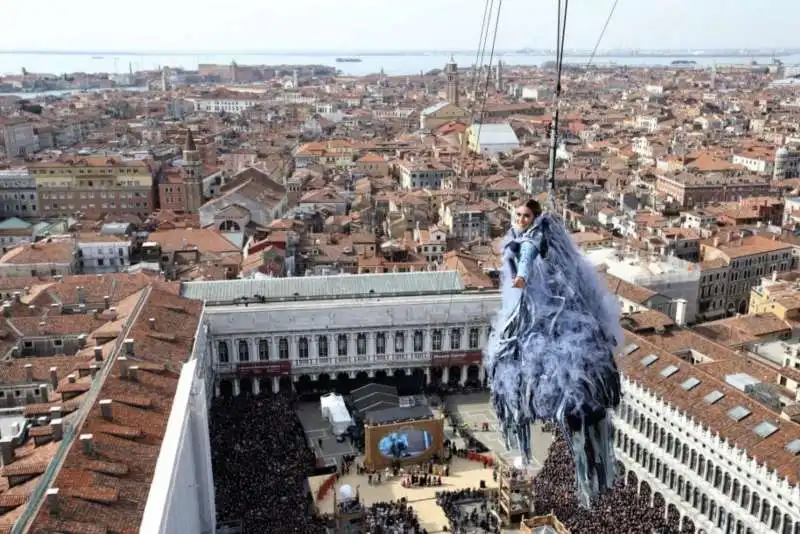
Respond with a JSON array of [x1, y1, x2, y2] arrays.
[[518, 198, 542, 219]]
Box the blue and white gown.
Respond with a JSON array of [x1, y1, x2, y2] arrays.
[[484, 212, 623, 507]]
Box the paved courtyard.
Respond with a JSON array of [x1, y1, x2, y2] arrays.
[[445, 392, 555, 476], [295, 401, 358, 467], [305, 392, 555, 533]]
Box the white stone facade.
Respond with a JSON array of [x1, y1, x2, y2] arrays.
[[616, 378, 800, 534], [200, 292, 498, 396]]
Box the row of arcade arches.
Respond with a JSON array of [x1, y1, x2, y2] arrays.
[[217, 364, 485, 397]]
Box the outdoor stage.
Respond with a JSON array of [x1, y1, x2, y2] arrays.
[[308, 455, 498, 533]]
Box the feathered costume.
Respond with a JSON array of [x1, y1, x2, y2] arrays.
[[484, 212, 623, 507]]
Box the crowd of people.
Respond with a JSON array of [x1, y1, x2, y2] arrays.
[[533, 436, 692, 534], [435, 489, 499, 534], [364, 499, 426, 534], [210, 394, 327, 534]]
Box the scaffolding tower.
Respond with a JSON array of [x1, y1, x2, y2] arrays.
[[494, 456, 536, 527]]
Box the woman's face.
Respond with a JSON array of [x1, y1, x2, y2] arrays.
[[514, 206, 534, 230]]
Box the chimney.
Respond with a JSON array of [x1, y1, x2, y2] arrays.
[[123, 338, 134, 356], [77, 286, 85, 305], [39, 384, 48, 400], [12, 292, 20, 303], [79, 433, 93, 456], [51, 419, 63, 441], [38, 321, 46, 335], [673, 298, 688, 327], [128, 366, 140, 382], [103, 295, 110, 309], [67, 373, 76, 384], [45, 488, 59, 515], [772, 270, 778, 282], [28, 305, 36, 314], [99, 399, 113, 420], [49, 406, 62, 420], [50, 303, 62, 314], [77, 334, 87, 348], [118, 356, 130, 379], [0, 437, 13, 466], [93, 345, 103, 362], [24, 364, 33, 383], [107, 307, 118, 320], [49, 367, 58, 390], [2, 304, 10, 318], [713, 236, 720, 248], [90, 364, 99, 379], [148, 317, 156, 330]]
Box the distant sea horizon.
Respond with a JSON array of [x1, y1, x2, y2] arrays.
[[2, 51, 799, 89]]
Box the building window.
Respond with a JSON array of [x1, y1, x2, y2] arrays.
[[318, 336, 328, 358], [258, 339, 269, 361], [394, 331, 405, 353], [237, 340, 249, 362], [337, 334, 348, 356], [432, 329, 442, 351], [357, 333, 367, 355], [218, 341, 229, 363], [413, 330, 424, 352], [450, 328, 461, 350], [279, 338, 289, 360], [298, 337, 309, 359], [376, 333, 386, 354], [469, 328, 480, 349]]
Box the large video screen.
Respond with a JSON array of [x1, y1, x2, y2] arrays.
[[378, 428, 433, 459]]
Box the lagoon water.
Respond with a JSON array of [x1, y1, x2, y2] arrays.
[[2, 52, 798, 78]]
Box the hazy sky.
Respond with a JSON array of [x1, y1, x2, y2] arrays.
[[1, 0, 796, 52]]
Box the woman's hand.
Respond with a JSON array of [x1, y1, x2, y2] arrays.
[[512, 277, 526, 288]]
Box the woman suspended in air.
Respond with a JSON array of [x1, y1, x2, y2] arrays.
[[484, 198, 623, 507]]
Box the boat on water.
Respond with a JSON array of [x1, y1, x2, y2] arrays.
[[336, 58, 362, 63], [671, 60, 697, 66]]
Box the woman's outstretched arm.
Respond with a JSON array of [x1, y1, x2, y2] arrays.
[[512, 231, 543, 287]]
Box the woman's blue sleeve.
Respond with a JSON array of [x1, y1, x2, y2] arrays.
[[517, 233, 542, 281]]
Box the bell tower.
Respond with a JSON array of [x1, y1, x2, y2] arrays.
[[445, 55, 459, 106], [182, 129, 203, 214]]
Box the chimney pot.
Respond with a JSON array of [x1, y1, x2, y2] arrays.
[[103, 295, 110, 309], [12, 292, 20, 303], [79, 433, 93, 456], [90, 364, 99, 379], [118, 356, 130, 379], [39, 383, 49, 400], [129, 366, 140, 382], [0, 437, 13, 466], [49, 406, 62, 420], [99, 399, 113, 420], [51, 419, 63, 441], [148, 317, 156, 330], [50, 303, 61, 314], [93, 345, 103, 362], [2, 303, 10, 318], [49, 367, 58, 389], [77, 334, 87, 348], [46, 488, 59, 515], [67, 373, 76, 384], [77, 286, 85, 304], [124, 338, 134, 355], [24, 364, 33, 383]]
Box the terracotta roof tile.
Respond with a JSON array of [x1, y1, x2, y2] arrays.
[[28, 288, 202, 532]]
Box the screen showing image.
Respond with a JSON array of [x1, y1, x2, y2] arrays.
[[378, 428, 433, 459]]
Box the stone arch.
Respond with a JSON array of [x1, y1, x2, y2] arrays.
[[278, 375, 292, 393], [466, 364, 481, 385], [219, 379, 233, 397], [639, 480, 652, 503], [258, 377, 270, 395], [317, 373, 331, 392], [626, 469, 638, 487], [296, 374, 313, 394], [239, 377, 252, 395], [652, 492, 666, 514]]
